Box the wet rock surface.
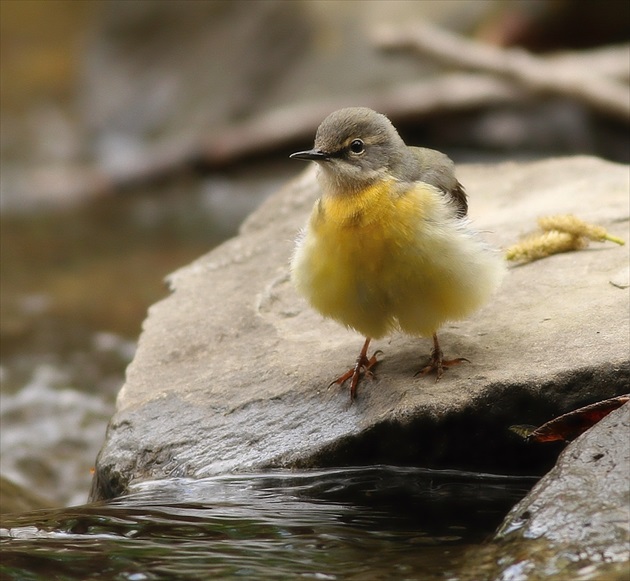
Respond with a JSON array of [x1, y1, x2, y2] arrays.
[[91, 156, 629, 501], [460, 403, 630, 580]]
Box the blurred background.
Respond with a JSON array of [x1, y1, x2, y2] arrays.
[[1, 0, 628, 510]]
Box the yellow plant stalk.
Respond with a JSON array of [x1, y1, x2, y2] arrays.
[[506, 214, 625, 263], [506, 231, 588, 263], [538, 214, 625, 246]]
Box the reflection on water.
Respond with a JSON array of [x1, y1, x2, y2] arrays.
[[1, 466, 537, 580]]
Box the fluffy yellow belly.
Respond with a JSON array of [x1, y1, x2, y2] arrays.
[[291, 182, 504, 339]]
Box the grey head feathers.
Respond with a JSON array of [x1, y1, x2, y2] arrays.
[[296, 107, 468, 217]]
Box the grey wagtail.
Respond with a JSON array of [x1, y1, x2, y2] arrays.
[[290, 107, 505, 400]]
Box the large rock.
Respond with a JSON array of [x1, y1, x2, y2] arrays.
[[90, 156, 629, 500], [459, 402, 630, 580]]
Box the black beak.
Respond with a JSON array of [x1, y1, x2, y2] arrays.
[[289, 148, 329, 161]]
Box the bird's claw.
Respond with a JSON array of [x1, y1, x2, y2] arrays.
[[416, 356, 469, 381], [330, 350, 381, 400]]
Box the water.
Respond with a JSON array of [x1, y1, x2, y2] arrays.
[[0, 166, 291, 508], [1, 466, 536, 580]]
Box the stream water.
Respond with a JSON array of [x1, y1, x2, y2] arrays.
[[1, 466, 536, 580], [0, 167, 289, 508]]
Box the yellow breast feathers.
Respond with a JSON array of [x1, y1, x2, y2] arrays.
[[291, 180, 503, 339]]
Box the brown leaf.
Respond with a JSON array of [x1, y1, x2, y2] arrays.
[[511, 395, 629, 443]]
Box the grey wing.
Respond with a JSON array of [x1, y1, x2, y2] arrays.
[[407, 147, 468, 218]]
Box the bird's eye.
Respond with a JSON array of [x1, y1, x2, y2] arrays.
[[349, 139, 365, 154]]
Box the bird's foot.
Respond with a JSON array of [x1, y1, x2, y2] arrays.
[[415, 334, 469, 381], [329, 340, 381, 400], [417, 355, 469, 380]]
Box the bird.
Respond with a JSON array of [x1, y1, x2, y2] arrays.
[[289, 107, 505, 400]]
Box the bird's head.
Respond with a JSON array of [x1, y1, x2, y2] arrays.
[[290, 107, 407, 196]]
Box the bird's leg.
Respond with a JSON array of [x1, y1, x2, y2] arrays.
[[329, 337, 380, 400], [418, 333, 469, 380]]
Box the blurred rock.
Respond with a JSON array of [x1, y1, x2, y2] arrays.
[[81, 0, 308, 147], [3, 0, 628, 211], [0, 475, 53, 515], [90, 155, 629, 501], [79, 0, 488, 150]]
